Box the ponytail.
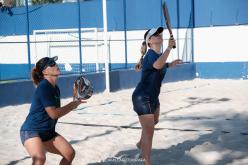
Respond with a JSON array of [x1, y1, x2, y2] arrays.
[[135, 40, 147, 71], [31, 67, 43, 86]]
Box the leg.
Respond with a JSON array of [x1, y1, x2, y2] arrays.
[[43, 135, 75, 165], [139, 114, 155, 165], [154, 106, 160, 125], [137, 106, 160, 149], [23, 137, 46, 165]]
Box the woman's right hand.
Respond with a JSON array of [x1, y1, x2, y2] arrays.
[[70, 99, 87, 110], [168, 37, 176, 49]]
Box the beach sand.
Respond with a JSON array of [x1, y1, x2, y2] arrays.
[[0, 79, 248, 165]]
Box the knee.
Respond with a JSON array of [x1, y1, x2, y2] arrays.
[[64, 148, 75, 162], [70, 149, 76, 160], [32, 154, 46, 164], [143, 127, 155, 139]]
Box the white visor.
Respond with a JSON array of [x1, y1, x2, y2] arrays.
[[145, 27, 164, 44]]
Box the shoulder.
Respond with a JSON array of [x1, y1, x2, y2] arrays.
[[144, 49, 160, 63], [146, 49, 155, 56], [147, 49, 160, 56], [36, 79, 53, 93], [145, 49, 160, 59]]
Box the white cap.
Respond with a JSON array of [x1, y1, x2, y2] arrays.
[[144, 27, 164, 44]]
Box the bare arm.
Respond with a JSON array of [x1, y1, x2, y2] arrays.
[[45, 100, 86, 119], [153, 48, 172, 69], [153, 38, 176, 69]]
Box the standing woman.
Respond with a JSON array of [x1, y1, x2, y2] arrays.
[[132, 27, 182, 164], [20, 56, 85, 165]]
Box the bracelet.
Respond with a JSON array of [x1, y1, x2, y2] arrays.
[[165, 63, 170, 68]]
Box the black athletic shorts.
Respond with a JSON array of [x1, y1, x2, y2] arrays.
[[132, 93, 160, 116], [20, 130, 59, 145]]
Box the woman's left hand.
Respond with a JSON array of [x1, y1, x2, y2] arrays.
[[169, 59, 183, 67]]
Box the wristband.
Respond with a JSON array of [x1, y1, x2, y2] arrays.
[[165, 63, 170, 68]]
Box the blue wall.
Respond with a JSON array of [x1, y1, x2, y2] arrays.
[[0, 72, 106, 107], [164, 63, 196, 82], [109, 69, 141, 92], [0, 64, 32, 80], [194, 0, 248, 27], [1, 0, 248, 35], [0, 64, 195, 107], [196, 62, 248, 79]]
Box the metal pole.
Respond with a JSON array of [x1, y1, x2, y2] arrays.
[[95, 28, 99, 72], [25, 0, 31, 79], [191, 0, 195, 63], [176, 0, 180, 59], [77, 0, 83, 74], [123, 0, 128, 68], [160, 0, 164, 51], [102, 0, 110, 92]]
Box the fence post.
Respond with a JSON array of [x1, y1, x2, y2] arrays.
[[102, 0, 110, 92], [25, 0, 31, 79], [77, 0, 83, 74], [123, 0, 128, 69], [191, 0, 195, 63], [176, 0, 180, 59]]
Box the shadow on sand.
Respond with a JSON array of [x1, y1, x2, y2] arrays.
[[87, 96, 248, 165]]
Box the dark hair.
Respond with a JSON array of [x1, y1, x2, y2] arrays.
[[31, 59, 45, 85], [31, 67, 43, 86], [135, 40, 147, 71]]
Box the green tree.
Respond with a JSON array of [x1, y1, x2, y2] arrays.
[[31, 0, 63, 5]]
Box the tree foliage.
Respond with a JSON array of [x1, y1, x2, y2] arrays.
[[31, 0, 63, 5]]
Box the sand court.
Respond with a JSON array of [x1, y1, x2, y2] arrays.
[[0, 79, 248, 165]]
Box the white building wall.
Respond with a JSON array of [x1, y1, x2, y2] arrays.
[[194, 25, 248, 62], [0, 25, 247, 65]]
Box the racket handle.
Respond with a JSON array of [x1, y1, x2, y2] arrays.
[[73, 83, 76, 101], [170, 35, 176, 49]]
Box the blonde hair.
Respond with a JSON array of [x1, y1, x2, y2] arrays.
[[135, 41, 147, 71]]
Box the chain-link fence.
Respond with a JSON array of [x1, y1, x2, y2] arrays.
[[0, 0, 194, 81]]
